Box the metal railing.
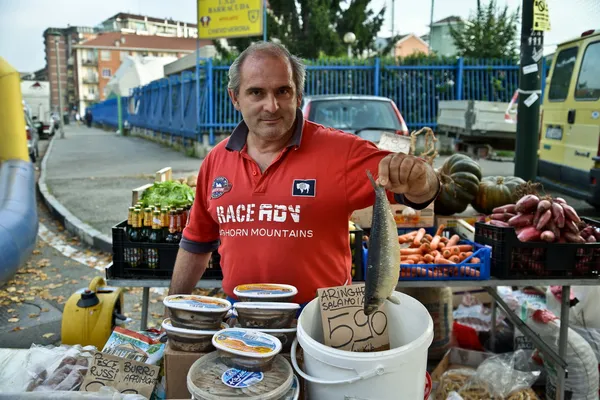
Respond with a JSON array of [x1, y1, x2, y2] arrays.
[[90, 57, 549, 145]]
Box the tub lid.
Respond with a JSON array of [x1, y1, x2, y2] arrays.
[[233, 302, 301, 311], [162, 318, 228, 335], [163, 294, 231, 312], [212, 328, 282, 358], [234, 284, 298, 298], [281, 375, 300, 400], [187, 352, 293, 400]]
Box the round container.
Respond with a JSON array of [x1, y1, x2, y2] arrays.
[[234, 302, 300, 329], [163, 295, 231, 330], [212, 328, 282, 372], [282, 374, 300, 400], [234, 284, 298, 302], [291, 291, 434, 400], [237, 326, 298, 353], [162, 318, 228, 352], [187, 351, 293, 400]]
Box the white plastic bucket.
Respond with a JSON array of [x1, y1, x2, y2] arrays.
[[291, 291, 434, 400]]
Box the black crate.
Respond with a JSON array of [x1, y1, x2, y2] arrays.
[[109, 220, 223, 280], [350, 228, 364, 281], [474, 217, 600, 279]]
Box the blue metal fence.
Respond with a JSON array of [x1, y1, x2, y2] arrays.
[[90, 57, 548, 145]]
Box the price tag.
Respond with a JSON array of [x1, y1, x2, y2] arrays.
[[317, 284, 390, 352]]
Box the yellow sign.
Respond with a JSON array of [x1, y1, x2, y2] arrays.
[[533, 0, 551, 32], [197, 0, 263, 39]]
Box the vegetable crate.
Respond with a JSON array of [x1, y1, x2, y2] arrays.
[[397, 241, 491, 281], [109, 220, 223, 280], [475, 218, 600, 278]]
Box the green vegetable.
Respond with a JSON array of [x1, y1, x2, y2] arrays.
[[140, 181, 195, 209]]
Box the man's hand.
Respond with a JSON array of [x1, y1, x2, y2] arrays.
[[377, 153, 439, 203]]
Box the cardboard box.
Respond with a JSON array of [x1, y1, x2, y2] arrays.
[[430, 347, 492, 385], [164, 343, 206, 400], [351, 202, 435, 229], [451, 287, 492, 308]]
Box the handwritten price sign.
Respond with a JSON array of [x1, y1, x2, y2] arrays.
[[317, 284, 390, 352]]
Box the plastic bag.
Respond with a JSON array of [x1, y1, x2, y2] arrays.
[[0, 386, 147, 399], [102, 327, 165, 365], [546, 286, 600, 330], [434, 369, 476, 400], [457, 350, 540, 399]]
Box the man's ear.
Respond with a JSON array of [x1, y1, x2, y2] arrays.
[[228, 88, 240, 110], [296, 94, 302, 109]]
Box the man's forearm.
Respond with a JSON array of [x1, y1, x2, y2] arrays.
[[168, 248, 212, 295]]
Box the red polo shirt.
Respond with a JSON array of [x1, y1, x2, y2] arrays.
[[181, 109, 434, 305]]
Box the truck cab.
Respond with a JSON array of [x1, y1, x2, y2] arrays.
[[537, 29, 600, 207]]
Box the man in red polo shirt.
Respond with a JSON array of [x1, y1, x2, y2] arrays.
[[168, 42, 440, 306]]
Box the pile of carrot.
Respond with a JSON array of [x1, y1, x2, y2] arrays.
[[398, 225, 481, 278]]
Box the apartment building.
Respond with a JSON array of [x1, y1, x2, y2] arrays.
[[98, 13, 198, 38], [73, 32, 209, 113]]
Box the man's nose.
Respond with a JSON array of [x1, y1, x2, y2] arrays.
[[263, 93, 279, 113]]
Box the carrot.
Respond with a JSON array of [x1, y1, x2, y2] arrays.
[[471, 257, 480, 264], [437, 241, 446, 249], [413, 228, 426, 246], [420, 243, 431, 253], [430, 235, 442, 250], [459, 252, 468, 262], [457, 265, 481, 277], [435, 224, 446, 237], [425, 234, 433, 241], [439, 236, 449, 243], [400, 248, 422, 255], [447, 234, 460, 247], [444, 245, 472, 253], [399, 231, 418, 240], [402, 260, 415, 264], [415, 267, 433, 278], [430, 250, 441, 258], [449, 255, 461, 263], [435, 255, 455, 265], [423, 254, 435, 263], [404, 255, 423, 263], [464, 251, 473, 259], [442, 249, 452, 259]]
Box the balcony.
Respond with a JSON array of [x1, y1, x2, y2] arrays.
[[82, 76, 98, 84], [82, 58, 97, 66], [84, 93, 98, 101]]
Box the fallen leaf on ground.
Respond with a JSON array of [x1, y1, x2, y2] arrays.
[[6, 287, 16, 293], [41, 308, 49, 313], [151, 312, 162, 318], [25, 296, 35, 301], [7, 309, 14, 313], [29, 314, 40, 318], [42, 333, 55, 339], [11, 327, 23, 332], [37, 259, 51, 268], [150, 299, 157, 304], [8, 318, 19, 323], [70, 280, 79, 284], [32, 250, 41, 255]]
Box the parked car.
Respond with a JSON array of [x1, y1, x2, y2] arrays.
[[25, 111, 39, 163], [536, 29, 600, 207], [301, 95, 409, 143]]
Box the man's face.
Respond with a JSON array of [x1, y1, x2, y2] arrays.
[[228, 53, 301, 142]]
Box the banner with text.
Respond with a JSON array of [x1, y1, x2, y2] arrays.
[[198, 0, 264, 39]]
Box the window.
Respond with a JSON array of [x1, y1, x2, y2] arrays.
[[100, 50, 111, 61], [575, 41, 600, 101], [102, 68, 111, 78], [120, 51, 128, 61], [548, 47, 578, 101]]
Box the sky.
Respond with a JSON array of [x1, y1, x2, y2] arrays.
[[1, 0, 599, 73]]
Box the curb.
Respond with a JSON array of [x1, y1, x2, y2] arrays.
[[37, 136, 113, 254]]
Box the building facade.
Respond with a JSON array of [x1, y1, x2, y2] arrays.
[[429, 16, 465, 57]]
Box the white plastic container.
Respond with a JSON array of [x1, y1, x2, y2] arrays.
[[163, 295, 231, 330], [291, 291, 434, 400], [234, 284, 298, 302], [161, 318, 228, 352], [234, 302, 300, 329], [212, 328, 282, 372], [187, 351, 294, 400]]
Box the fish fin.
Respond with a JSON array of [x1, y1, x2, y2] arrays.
[[387, 295, 401, 305], [366, 170, 378, 189]]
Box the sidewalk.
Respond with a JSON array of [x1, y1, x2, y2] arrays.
[[39, 125, 201, 251]]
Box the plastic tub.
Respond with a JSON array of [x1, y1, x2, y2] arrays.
[[161, 318, 228, 352], [163, 295, 231, 330], [212, 328, 282, 372], [237, 326, 298, 353], [234, 302, 300, 329], [187, 351, 293, 400], [234, 284, 298, 302]]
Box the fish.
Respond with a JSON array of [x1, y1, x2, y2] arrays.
[[364, 170, 401, 316]]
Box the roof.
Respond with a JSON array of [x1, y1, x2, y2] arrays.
[[431, 16, 463, 26], [74, 32, 208, 52], [303, 95, 393, 102], [103, 12, 197, 28]]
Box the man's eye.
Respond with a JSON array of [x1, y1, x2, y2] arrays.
[[279, 88, 290, 95], [250, 90, 261, 96]]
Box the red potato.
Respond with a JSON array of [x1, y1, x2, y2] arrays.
[[509, 213, 534, 228], [563, 232, 586, 243], [534, 200, 552, 225], [551, 202, 565, 228], [554, 197, 567, 205], [541, 230, 555, 242], [536, 209, 552, 231], [546, 220, 561, 240], [491, 213, 515, 221], [593, 230, 600, 241], [565, 220, 580, 234], [489, 220, 510, 227], [492, 204, 516, 214], [517, 226, 542, 242], [587, 235, 596, 243], [561, 204, 581, 223], [515, 195, 540, 213]]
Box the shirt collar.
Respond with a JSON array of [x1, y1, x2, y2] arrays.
[[225, 108, 305, 152]]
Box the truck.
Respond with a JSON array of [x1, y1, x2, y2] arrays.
[[435, 99, 517, 159], [20, 80, 54, 138]]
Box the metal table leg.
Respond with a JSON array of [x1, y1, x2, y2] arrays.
[[140, 287, 150, 331], [490, 287, 497, 352], [556, 285, 571, 400]]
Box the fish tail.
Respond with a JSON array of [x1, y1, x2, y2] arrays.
[[366, 170, 377, 189], [387, 295, 401, 305]]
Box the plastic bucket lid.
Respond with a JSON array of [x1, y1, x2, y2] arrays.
[[163, 294, 231, 312], [212, 328, 282, 359], [187, 352, 293, 400], [234, 284, 298, 299], [162, 318, 228, 335], [234, 302, 300, 310]]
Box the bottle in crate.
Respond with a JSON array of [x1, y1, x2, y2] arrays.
[[128, 209, 143, 267], [161, 208, 169, 237], [147, 211, 163, 269], [141, 207, 152, 242], [165, 210, 178, 244]]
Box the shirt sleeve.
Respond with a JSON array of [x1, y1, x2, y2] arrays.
[[180, 158, 220, 254]]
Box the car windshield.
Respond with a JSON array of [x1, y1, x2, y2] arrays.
[[307, 99, 402, 132]]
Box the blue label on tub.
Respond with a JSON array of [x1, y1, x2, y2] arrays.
[[221, 368, 264, 388]]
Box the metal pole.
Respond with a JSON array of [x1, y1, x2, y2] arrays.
[[514, 0, 543, 180], [557, 285, 571, 400], [263, 0, 267, 41], [55, 38, 65, 139], [428, 0, 435, 46], [140, 287, 149, 331], [391, 0, 395, 36]]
